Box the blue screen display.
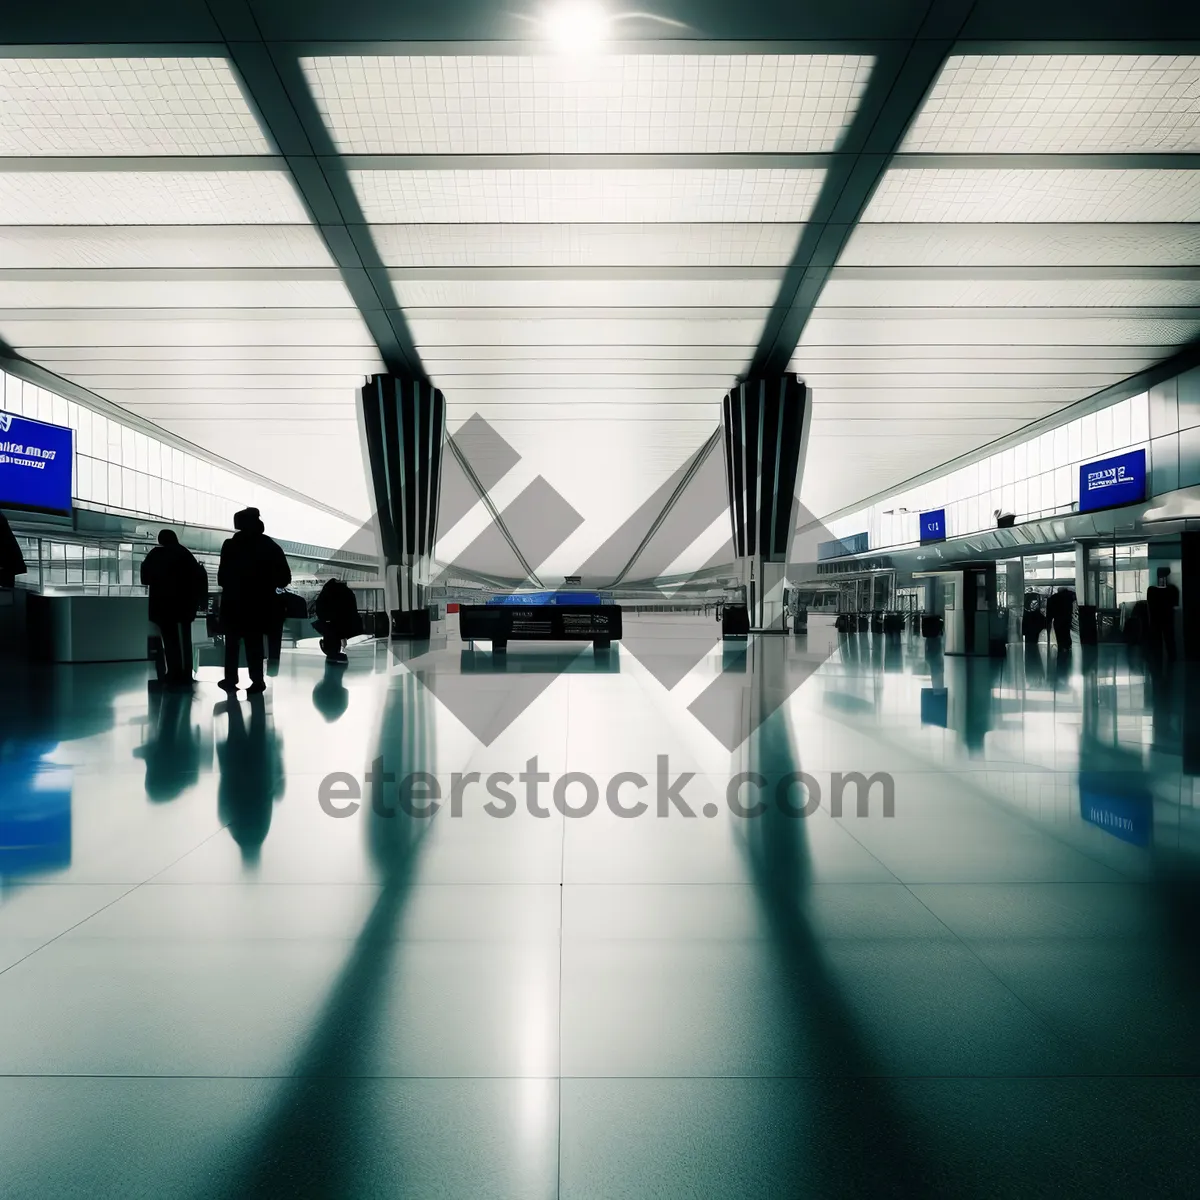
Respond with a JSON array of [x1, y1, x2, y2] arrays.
[[0, 410, 74, 515], [487, 591, 603, 606], [919, 509, 946, 543], [1078, 448, 1146, 513]]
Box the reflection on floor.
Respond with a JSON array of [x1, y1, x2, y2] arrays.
[[1, 615, 1199, 1198]]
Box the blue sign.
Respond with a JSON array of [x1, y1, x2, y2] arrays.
[[1078, 448, 1146, 513], [487, 591, 603, 607], [0, 410, 73, 515], [919, 509, 946, 543], [1079, 778, 1152, 847], [817, 532, 869, 561]]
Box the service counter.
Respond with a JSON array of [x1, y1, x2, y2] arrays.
[[25, 591, 152, 663]]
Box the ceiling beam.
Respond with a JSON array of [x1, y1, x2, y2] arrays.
[[750, 0, 982, 377], [203, 0, 425, 380]]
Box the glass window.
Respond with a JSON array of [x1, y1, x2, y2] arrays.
[[1112, 397, 1131, 448], [1095, 404, 1113, 454], [1067, 419, 1082, 462], [1081, 411, 1097, 460], [1130, 392, 1150, 443]]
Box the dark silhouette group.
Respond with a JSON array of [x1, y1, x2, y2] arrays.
[[139, 506, 361, 696]]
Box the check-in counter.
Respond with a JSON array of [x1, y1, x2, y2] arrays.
[[26, 592, 152, 664]]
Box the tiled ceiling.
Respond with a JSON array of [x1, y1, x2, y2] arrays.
[[2, 31, 1199, 570], [794, 54, 1200, 518], [0, 56, 383, 518]]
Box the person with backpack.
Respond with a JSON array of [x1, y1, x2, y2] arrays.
[[141, 529, 208, 687], [217, 508, 291, 694], [313, 577, 361, 665]]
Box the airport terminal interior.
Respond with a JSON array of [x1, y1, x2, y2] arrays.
[[2, 0, 1200, 1196]]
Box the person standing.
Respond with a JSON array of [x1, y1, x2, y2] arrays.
[[1146, 566, 1180, 661], [1046, 586, 1075, 651], [0, 510, 27, 588], [140, 529, 207, 686], [217, 508, 291, 694]]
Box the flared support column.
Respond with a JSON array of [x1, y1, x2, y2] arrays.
[[360, 375, 446, 626], [721, 375, 812, 631]]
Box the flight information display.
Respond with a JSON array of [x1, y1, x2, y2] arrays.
[[1078, 448, 1146, 513], [919, 508, 946, 544], [0, 410, 73, 515]]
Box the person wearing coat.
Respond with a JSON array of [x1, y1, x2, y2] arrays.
[[217, 508, 291, 694], [1046, 587, 1075, 652], [140, 529, 207, 686], [313, 577, 362, 664], [0, 510, 27, 588]]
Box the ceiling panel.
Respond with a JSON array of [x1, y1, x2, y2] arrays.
[[407, 316, 767, 346], [799, 315, 1200, 345], [349, 168, 825, 223], [0, 278, 356, 307], [421, 356, 749, 374], [863, 169, 1200, 223], [0, 225, 335, 268], [904, 55, 1200, 153], [1, 317, 377, 346], [838, 223, 1200, 266], [0, 57, 269, 156], [302, 53, 873, 153], [60, 372, 373, 389], [0, 171, 309, 224], [818, 277, 1200, 307], [389, 277, 781, 307], [373, 222, 803, 266]]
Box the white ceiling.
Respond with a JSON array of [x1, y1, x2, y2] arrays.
[[795, 54, 1200, 518], [0, 47, 1198, 567]]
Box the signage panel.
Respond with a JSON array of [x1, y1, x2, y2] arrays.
[[460, 604, 622, 644], [817, 531, 869, 561], [0, 410, 73, 515], [919, 509, 946, 544], [1078, 448, 1146, 513]]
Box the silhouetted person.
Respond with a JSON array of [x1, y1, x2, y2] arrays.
[[1147, 566, 1180, 661], [1046, 586, 1074, 651], [314, 577, 361, 664], [0, 511, 26, 588], [218, 508, 290, 694], [141, 529, 207, 686], [216, 696, 285, 865], [1021, 591, 1047, 648]]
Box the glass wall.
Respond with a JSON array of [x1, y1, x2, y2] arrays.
[[1, 367, 362, 552], [826, 392, 1151, 553]]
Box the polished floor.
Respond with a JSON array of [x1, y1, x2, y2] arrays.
[[1, 615, 1199, 1198]]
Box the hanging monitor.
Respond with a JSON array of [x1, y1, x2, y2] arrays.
[[1078, 448, 1146, 514], [919, 508, 946, 544], [0, 410, 74, 516]]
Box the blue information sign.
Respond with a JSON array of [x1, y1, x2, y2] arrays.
[[1078, 448, 1146, 513], [919, 508, 946, 543], [0, 410, 74, 515]]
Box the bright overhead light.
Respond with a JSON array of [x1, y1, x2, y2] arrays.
[[543, 1, 610, 53]]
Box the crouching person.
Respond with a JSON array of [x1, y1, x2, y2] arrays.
[[314, 578, 361, 664]]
